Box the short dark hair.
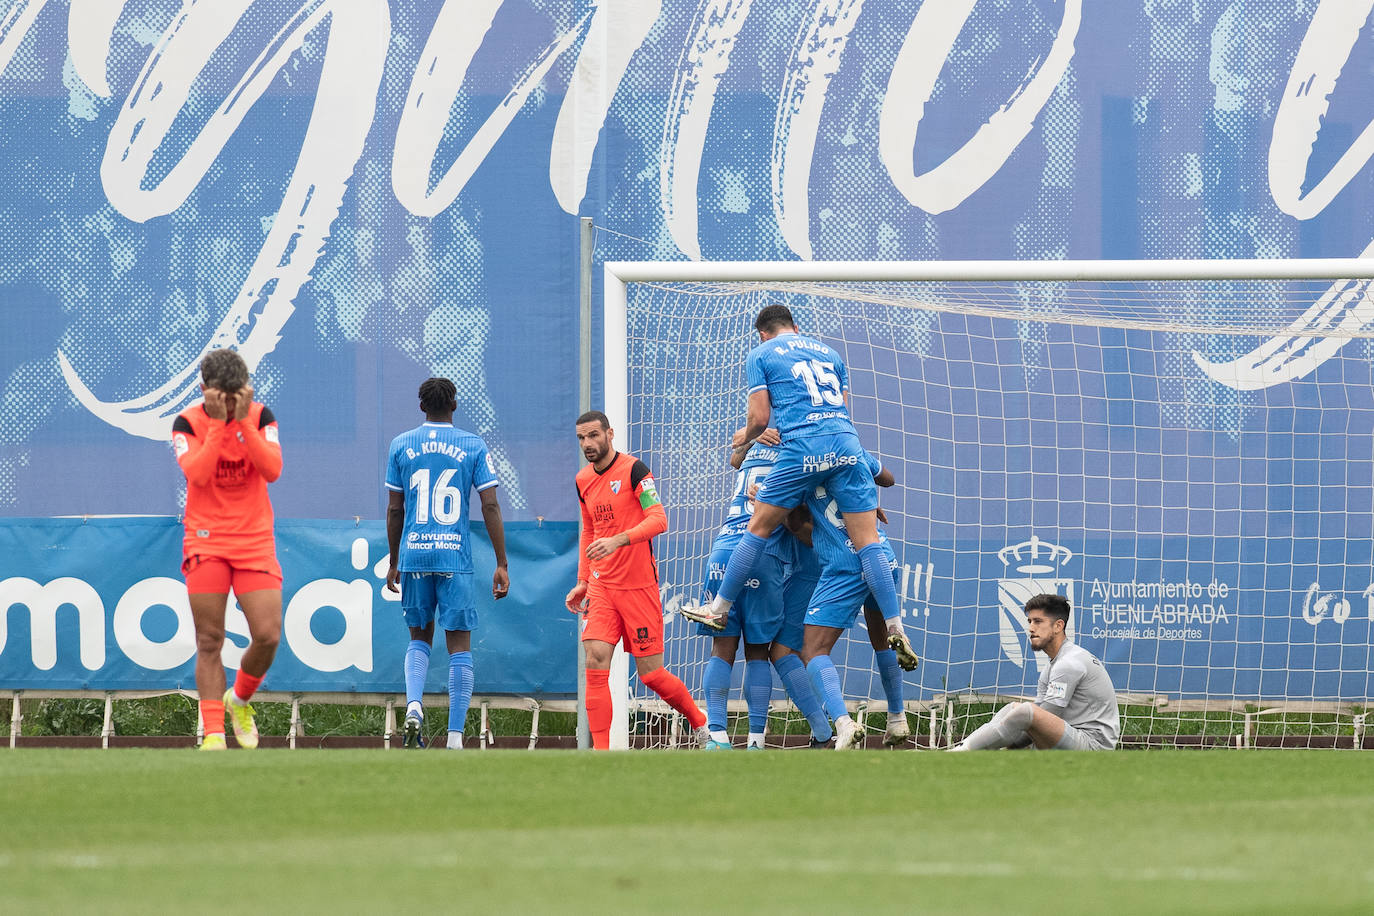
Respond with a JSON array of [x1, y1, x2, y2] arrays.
[[576, 410, 610, 429], [418, 377, 457, 415], [201, 349, 249, 391], [1025, 593, 1070, 626], [754, 304, 795, 334]]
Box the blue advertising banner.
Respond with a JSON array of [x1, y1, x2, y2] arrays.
[[0, 518, 578, 695]]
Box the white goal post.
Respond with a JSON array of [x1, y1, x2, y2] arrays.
[[603, 258, 1374, 749]]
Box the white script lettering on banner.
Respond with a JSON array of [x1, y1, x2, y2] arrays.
[[23, 0, 1374, 443]]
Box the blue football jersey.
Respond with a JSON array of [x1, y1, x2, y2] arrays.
[[803, 450, 893, 573], [385, 422, 499, 573], [718, 442, 782, 536], [746, 332, 854, 438]]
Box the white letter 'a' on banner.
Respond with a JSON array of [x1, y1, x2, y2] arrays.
[[59, 0, 390, 440], [1269, 0, 1374, 221], [0, 0, 48, 78], [67, 0, 128, 96], [772, 0, 866, 260], [550, 0, 661, 214], [394, 0, 593, 218], [1194, 1, 1374, 391], [660, 0, 754, 261], [879, 0, 1081, 215]]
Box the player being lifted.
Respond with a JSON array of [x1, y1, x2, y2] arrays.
[[950, 594, 1119, 751], [386, 378, 510, 750], [565, 411, 708, 750], [694, 428, 834, 750], [785, 449, 915, 750], [682, 304, 917, 672], [173, 349, 282, 751]]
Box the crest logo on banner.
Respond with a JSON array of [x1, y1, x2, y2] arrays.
[[996, 536, 1074, 674]]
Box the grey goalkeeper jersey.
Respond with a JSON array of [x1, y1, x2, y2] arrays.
[[1035, 640, 1119, 748]]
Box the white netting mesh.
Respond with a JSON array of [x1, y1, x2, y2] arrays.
[[620, 272, 1374, 749]]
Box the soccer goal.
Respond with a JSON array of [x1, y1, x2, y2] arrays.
[[604, 258, 1374, 749]]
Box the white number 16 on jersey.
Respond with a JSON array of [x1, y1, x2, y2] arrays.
[[409, 467, 462, 524]]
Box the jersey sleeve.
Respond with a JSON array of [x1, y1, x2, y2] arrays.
[[1036, 657, 1086, 712], [629, 460, 660, 510], [835, 352, 850, 393], [385, 441, 404, 492], [238, 403, 282, 481], [473, 443, 499, 491], [624, 460, 667, 544], [173, 412, 224, 486], [746, 349, 767, 395], [172, 415, 193, 459], [577, 481, 592, 582], [863, 449, 882, 479]]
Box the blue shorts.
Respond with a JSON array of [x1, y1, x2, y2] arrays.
[[804, 556, 899, 630], [401, 571, 477, 632], [698, 532, 788, 644], [755, 432, 877, 513], [778, 539, 821, 651]]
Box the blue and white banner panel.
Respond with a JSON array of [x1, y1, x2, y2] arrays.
[[5, 3, 1374, 525], [0, 518, 578, 695]]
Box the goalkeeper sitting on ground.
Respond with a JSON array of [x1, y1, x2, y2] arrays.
[[950, 593, 1119, 751]]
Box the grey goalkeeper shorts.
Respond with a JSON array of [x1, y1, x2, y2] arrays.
[[1050, 722, 1114, 751]]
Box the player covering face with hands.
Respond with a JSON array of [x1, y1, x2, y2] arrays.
[[172, 348, 283, 751]]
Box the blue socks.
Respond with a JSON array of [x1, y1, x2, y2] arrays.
[[775, 652, 832, 742], [744, 659, 772, 734], [806, 655, 849, 723], [448, 651, 473, 735], [715, 531, 767, 606], [875, 648, 904, 715], [404, 640, 431, 710], [703, 656, 732, 733], [859, 544, 900, 621]]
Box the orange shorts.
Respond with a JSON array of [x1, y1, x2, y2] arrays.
[[581, 583, 664, 657], [183, 555, 283, 595]]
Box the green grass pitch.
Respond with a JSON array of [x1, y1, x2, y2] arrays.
[[3, 749, 1372, 914]]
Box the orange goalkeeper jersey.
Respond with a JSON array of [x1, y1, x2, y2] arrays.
[[575, 451, 666, 589], [172, 402, 282, 562]]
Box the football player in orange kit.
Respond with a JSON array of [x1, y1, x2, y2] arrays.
[[565, 411, 707, 749], [172, 349, 282, 751]]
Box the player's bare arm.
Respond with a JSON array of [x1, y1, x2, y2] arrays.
[[729, 425, 780, 469], [385, 488, 405, 593], [480, 487, 510, 599], [742, 389, 771, 444]]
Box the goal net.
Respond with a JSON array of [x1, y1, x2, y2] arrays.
[[605, 259, 1374, 749]]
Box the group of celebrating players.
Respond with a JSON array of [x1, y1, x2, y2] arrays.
[[175, 304, 1118, 752]]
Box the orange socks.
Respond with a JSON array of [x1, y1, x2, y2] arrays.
[[200, 698, 225, 737], [585, 668, 611, 750], [640, 667, 706, 730], [232, 670, 263, 704]]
